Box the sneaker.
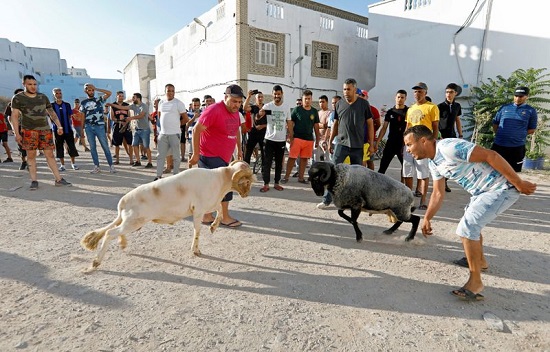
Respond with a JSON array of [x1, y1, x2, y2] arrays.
[[71, 164, 80, 170], [3, 157, 13, 163], [90, 166, 101, 174], [55, 178, 72, 187], [29, 180, 38, 190], [19, 161, 28, 170], [317, 202, 330, 209], [144, 162, 153, 169], [58, 165, 66, 172], [109, 165, 117, 173], [141, 155, 147, 160], [132, 161, 142, 167]]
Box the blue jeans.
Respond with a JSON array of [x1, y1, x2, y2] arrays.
[[322, 144, 364, 205], [85, 124, 113, 166]]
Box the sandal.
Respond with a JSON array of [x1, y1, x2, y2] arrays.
[[274, 184, 284, 191], [453, 257, 488, 271], [280, 178, 289, 184], [298, 179, 309, 184], [260, 185, 269, 193], [451, 287, 485, 301]]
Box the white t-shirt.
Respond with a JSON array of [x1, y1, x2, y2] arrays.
[[158, 98, 186, 135], [263, 101, 291, 142]]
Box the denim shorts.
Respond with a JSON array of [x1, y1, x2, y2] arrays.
[[199, 155, 233, 202], [132, 129, 151, 148], [456, 187, 520, 240]]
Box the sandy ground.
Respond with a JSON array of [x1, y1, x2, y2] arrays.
[[0, 138, 549, 352]]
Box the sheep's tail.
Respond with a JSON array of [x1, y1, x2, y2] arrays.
[[81, 216, 122, 251]]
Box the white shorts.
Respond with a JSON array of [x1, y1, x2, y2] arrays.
[[402, 146, 430, 179]]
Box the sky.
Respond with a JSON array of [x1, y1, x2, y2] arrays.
[[3, 0, 378, 79]]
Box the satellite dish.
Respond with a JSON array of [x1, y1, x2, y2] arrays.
[[456, 85, 463, 96]]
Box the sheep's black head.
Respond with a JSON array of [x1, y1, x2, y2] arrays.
[[308, 161, 334, 196]]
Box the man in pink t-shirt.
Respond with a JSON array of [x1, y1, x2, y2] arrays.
[[189, 84, 245, 228]]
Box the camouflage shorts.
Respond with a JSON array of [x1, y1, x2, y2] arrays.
[[21, 129, 55, 150]]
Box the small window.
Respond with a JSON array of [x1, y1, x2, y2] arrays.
[[9, 45, 11, 52], [173, 35, 178, 46], [23, 49, 27, 56], [266, 2, 284, 19], [190, 23, 197, 35], [320, 16, 334, 30], [304, 44, 311, 56], [160, 44, 164, 54], [255, 39, 277, 66], [170, 56, 174, 69], [356, 26, 368, 39], [315, 50, 332, 69], [217, 4, 225, 20]]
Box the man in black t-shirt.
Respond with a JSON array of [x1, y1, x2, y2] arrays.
[[376, 89, 408, 175], [437, 83, 463, 192], [243, 90, 266, 165]]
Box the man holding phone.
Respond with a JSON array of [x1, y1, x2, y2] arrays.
[[243, 90, 266, 165]]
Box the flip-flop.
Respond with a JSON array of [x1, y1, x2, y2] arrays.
[[260, 185, 269, 193], [453, 257, 488, 271], [451, 287, 485, 301], [221, 220, 242, 228], [298, 179, 309, 184], [274, 184, 284, 191], [280, 178, 289, 184]]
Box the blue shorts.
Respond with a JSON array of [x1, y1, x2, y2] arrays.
[[132, 129, 151, 148], [456, 187, 520, 240], [199, 155, 232, 202]]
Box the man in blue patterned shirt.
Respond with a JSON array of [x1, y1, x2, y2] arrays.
[[404, 125, 536, 301], [79, 83, 116, 174]]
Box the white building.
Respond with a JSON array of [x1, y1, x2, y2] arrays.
[[367, 0, 550, 108], [148, 0, 377, 105], [120, 54, 156, 104], [0, 37, 121, 104]]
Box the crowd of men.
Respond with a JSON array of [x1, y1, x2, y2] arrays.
[[0, 75, 539, 301]]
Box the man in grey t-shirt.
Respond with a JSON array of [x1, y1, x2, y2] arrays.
[[107, 92, 152, 168]]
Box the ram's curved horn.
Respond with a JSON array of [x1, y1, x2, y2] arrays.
[[232, 168, 254, 197], [317, 162, 332, 183]]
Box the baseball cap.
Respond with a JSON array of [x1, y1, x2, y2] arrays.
[[225, 84, 245, 98], [412, 82, 428, 90], [356, 88, 363, 95], [361, 90, 369, 98], [514, 86, 530, 96]]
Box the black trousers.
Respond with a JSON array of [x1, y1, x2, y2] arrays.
[[378, 139, 403, 174], [262, 139, 286, 185], [244, 131, 265, 164], [491, 143, 525, 172], [55, 132, 79, 159]]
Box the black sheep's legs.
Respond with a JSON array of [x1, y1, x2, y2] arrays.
[[404, 215, 420, 241], [383, 221, 403, 235], [338, 208, 363, 242]]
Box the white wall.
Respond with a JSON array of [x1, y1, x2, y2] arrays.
[[247, 0, 377, 102], [122, 54, 155, 104], [367, 0, 550, 109], [153, 0, 238, 105]]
